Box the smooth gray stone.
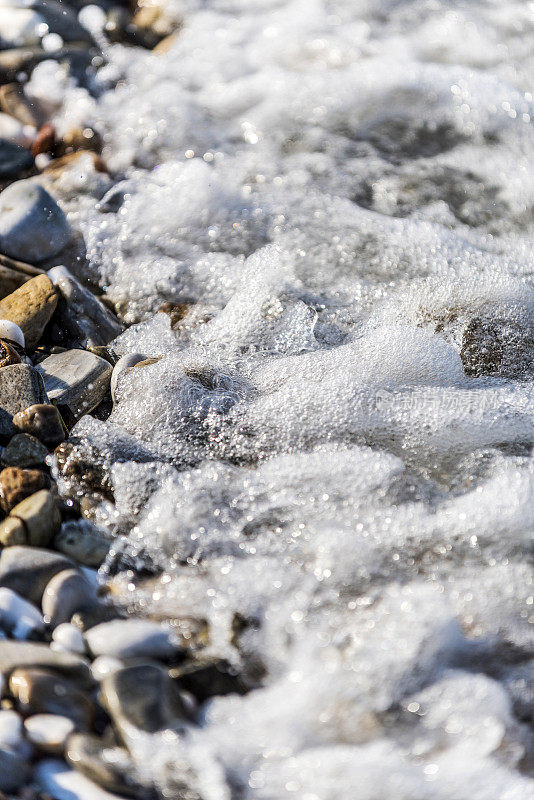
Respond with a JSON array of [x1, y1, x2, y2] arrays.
[[0, 640, 92, 685], [54, 520, 113, 568], [0, 746, 30, 792], [0, 138, 33, 178], [0, 546, 74, 605], [49, 267, 123, 348], [0, 363, 48, 436], [42, 568, 99, 628], [101, 664, 190, 737], [85, 619, 179, 660], [36, 349, 112, 419], [0, 180, 71, 263]]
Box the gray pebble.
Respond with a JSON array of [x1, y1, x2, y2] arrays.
[[0, 746, 31, 792], [54, 520, 113, 568], [2, 432, 49, 468], [0, 545, 74, 605], [85, 619, 179, 660], [0, 640, 92, 686], [0, 179, 71, 263], [10, 667, 94, 730], [42, 568, 99, 628], [36, 349, 112, 420], [0, 363, 48, 436], [66, 733, 145, 797], [110, 353, 147, 402], [0, 138, 33, 178]]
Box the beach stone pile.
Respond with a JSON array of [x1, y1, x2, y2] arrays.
[[0, 2, 215, 798]]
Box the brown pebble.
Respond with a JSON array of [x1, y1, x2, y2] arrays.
[[0, 467, 48, 513], [0, 275, 58, 352], [13, 404, 65, 448], [0, 516, 25, 547], [9, 489, 61, 547], [31, 123, 56, 158]]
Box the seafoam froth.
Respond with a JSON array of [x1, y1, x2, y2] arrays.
[[48, 0, 534, 797]]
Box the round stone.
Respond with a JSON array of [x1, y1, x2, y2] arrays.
[[0, 180, 71, 263]]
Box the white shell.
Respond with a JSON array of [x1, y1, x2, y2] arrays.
[[0, 320, 25, 349], [111, 353, 147, 402]]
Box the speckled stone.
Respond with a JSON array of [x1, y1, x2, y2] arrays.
[[2, 433, 49, 468], [0, 466, 48, 513], [0, 364, 48, 436], [54, 521, 113, 568]]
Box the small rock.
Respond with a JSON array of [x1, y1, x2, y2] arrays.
[[110, 353, 147, 402], [42, 568, 98, 628], [0, 546, 73, 605], [10, 668, 94, 729], [5, 488, 61, 547], [0, 587, 44, 639], [0, 515, 26, 546], [0, 274, 58, 350], [0, 138, 33, 178], [37, 758, 131, 800], [13, 402, 65, 447], [0, 640, 92, 686], [25, 714, 75, 754], [36, 349, 112, 420], [0, 320, 25, 349], [0, 364, 48, 436], [0, 709, 23, 750], [2, 433, 49, 468], [54, 520, 113, 568], [0, 180, 71, 263], [90, 656, 123, 683], [51, 623, 86, 655], [48, 267, 123, 348], [85, 619, 179, 660], [0, 746, 31, 792], [0, 466, 48, 513], [101, 663, 190, 739], [66, 733, 145, 797], [71, 603, 121, 632], [31, 123, 55, 158]]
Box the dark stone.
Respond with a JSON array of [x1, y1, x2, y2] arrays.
[[0, 545, 73, 605]]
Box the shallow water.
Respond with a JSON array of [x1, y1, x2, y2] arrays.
[[42, 1, 534, 797]]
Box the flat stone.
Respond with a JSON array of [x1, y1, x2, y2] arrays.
[[0, 274, 58, 350], [8, 488, 61, 547], [54, 520, 113, 568], [0, 746, 31, 792], [2, 433, 49, 467], [0, 587, 44, 639], [0, 180, 71, 263], [10, 667, 94, 729], [37, 758, 131, 800], [85, 619, 179, 660], [66, 733, 144, 797], [25, 713, 75, 754], [0, 138, 33, 177], [13, 402, 65, 447], [0, 363, 48, 436], [0, 466, 48, 513], [0, 546, 73, 604], [42, 568, 98, 628], [100, 664, 190, 739], [48, 266, 123, 348], [36, 349, 112, 420], [0, 640, 92, 685]]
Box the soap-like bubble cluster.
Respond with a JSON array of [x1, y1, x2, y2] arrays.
[[47, 0, 534, 797]]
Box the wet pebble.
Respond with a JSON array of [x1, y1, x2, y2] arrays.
[[42, 568, 98, 628], [51, 623, 86, 655], [0, 587, 44, 639], [91, 656, 123, 683], [54, 520, 113, 568], [0, 488, 61, 547], [2, 433, 49, 468], [0, 640, 92, 686], [0, 545, 73, 605], [0, 466, 49, 513], [101, 663, 190, 738], [66, 733, 144, 797], [0, 364, 48, 436], [0, 274, 58, 351], [10, 667, 94, 729], [36, 349, 112, 421], [110, 353, 147, 402], [25, 713, 75, 754], [13, 402, 65, 448], [0, 180, 71, 263], [85, 619, 178, 660]]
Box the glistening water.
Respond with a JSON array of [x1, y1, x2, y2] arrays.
[[40, 0, 534, 797]]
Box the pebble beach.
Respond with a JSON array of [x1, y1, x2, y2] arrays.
[[0, 0, 530, 798]]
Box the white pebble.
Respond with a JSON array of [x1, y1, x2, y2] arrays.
[[90, 655, 124, 682], [111, 353, 148, 402], [0, 320, 25, 349], [37, 758, 128, 799], [85, 619, 177, 659], [51, 623, 86, 654], [0, 587, 44, 639], [0, 709, 23, 750], [25, 715, 75, 754]]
